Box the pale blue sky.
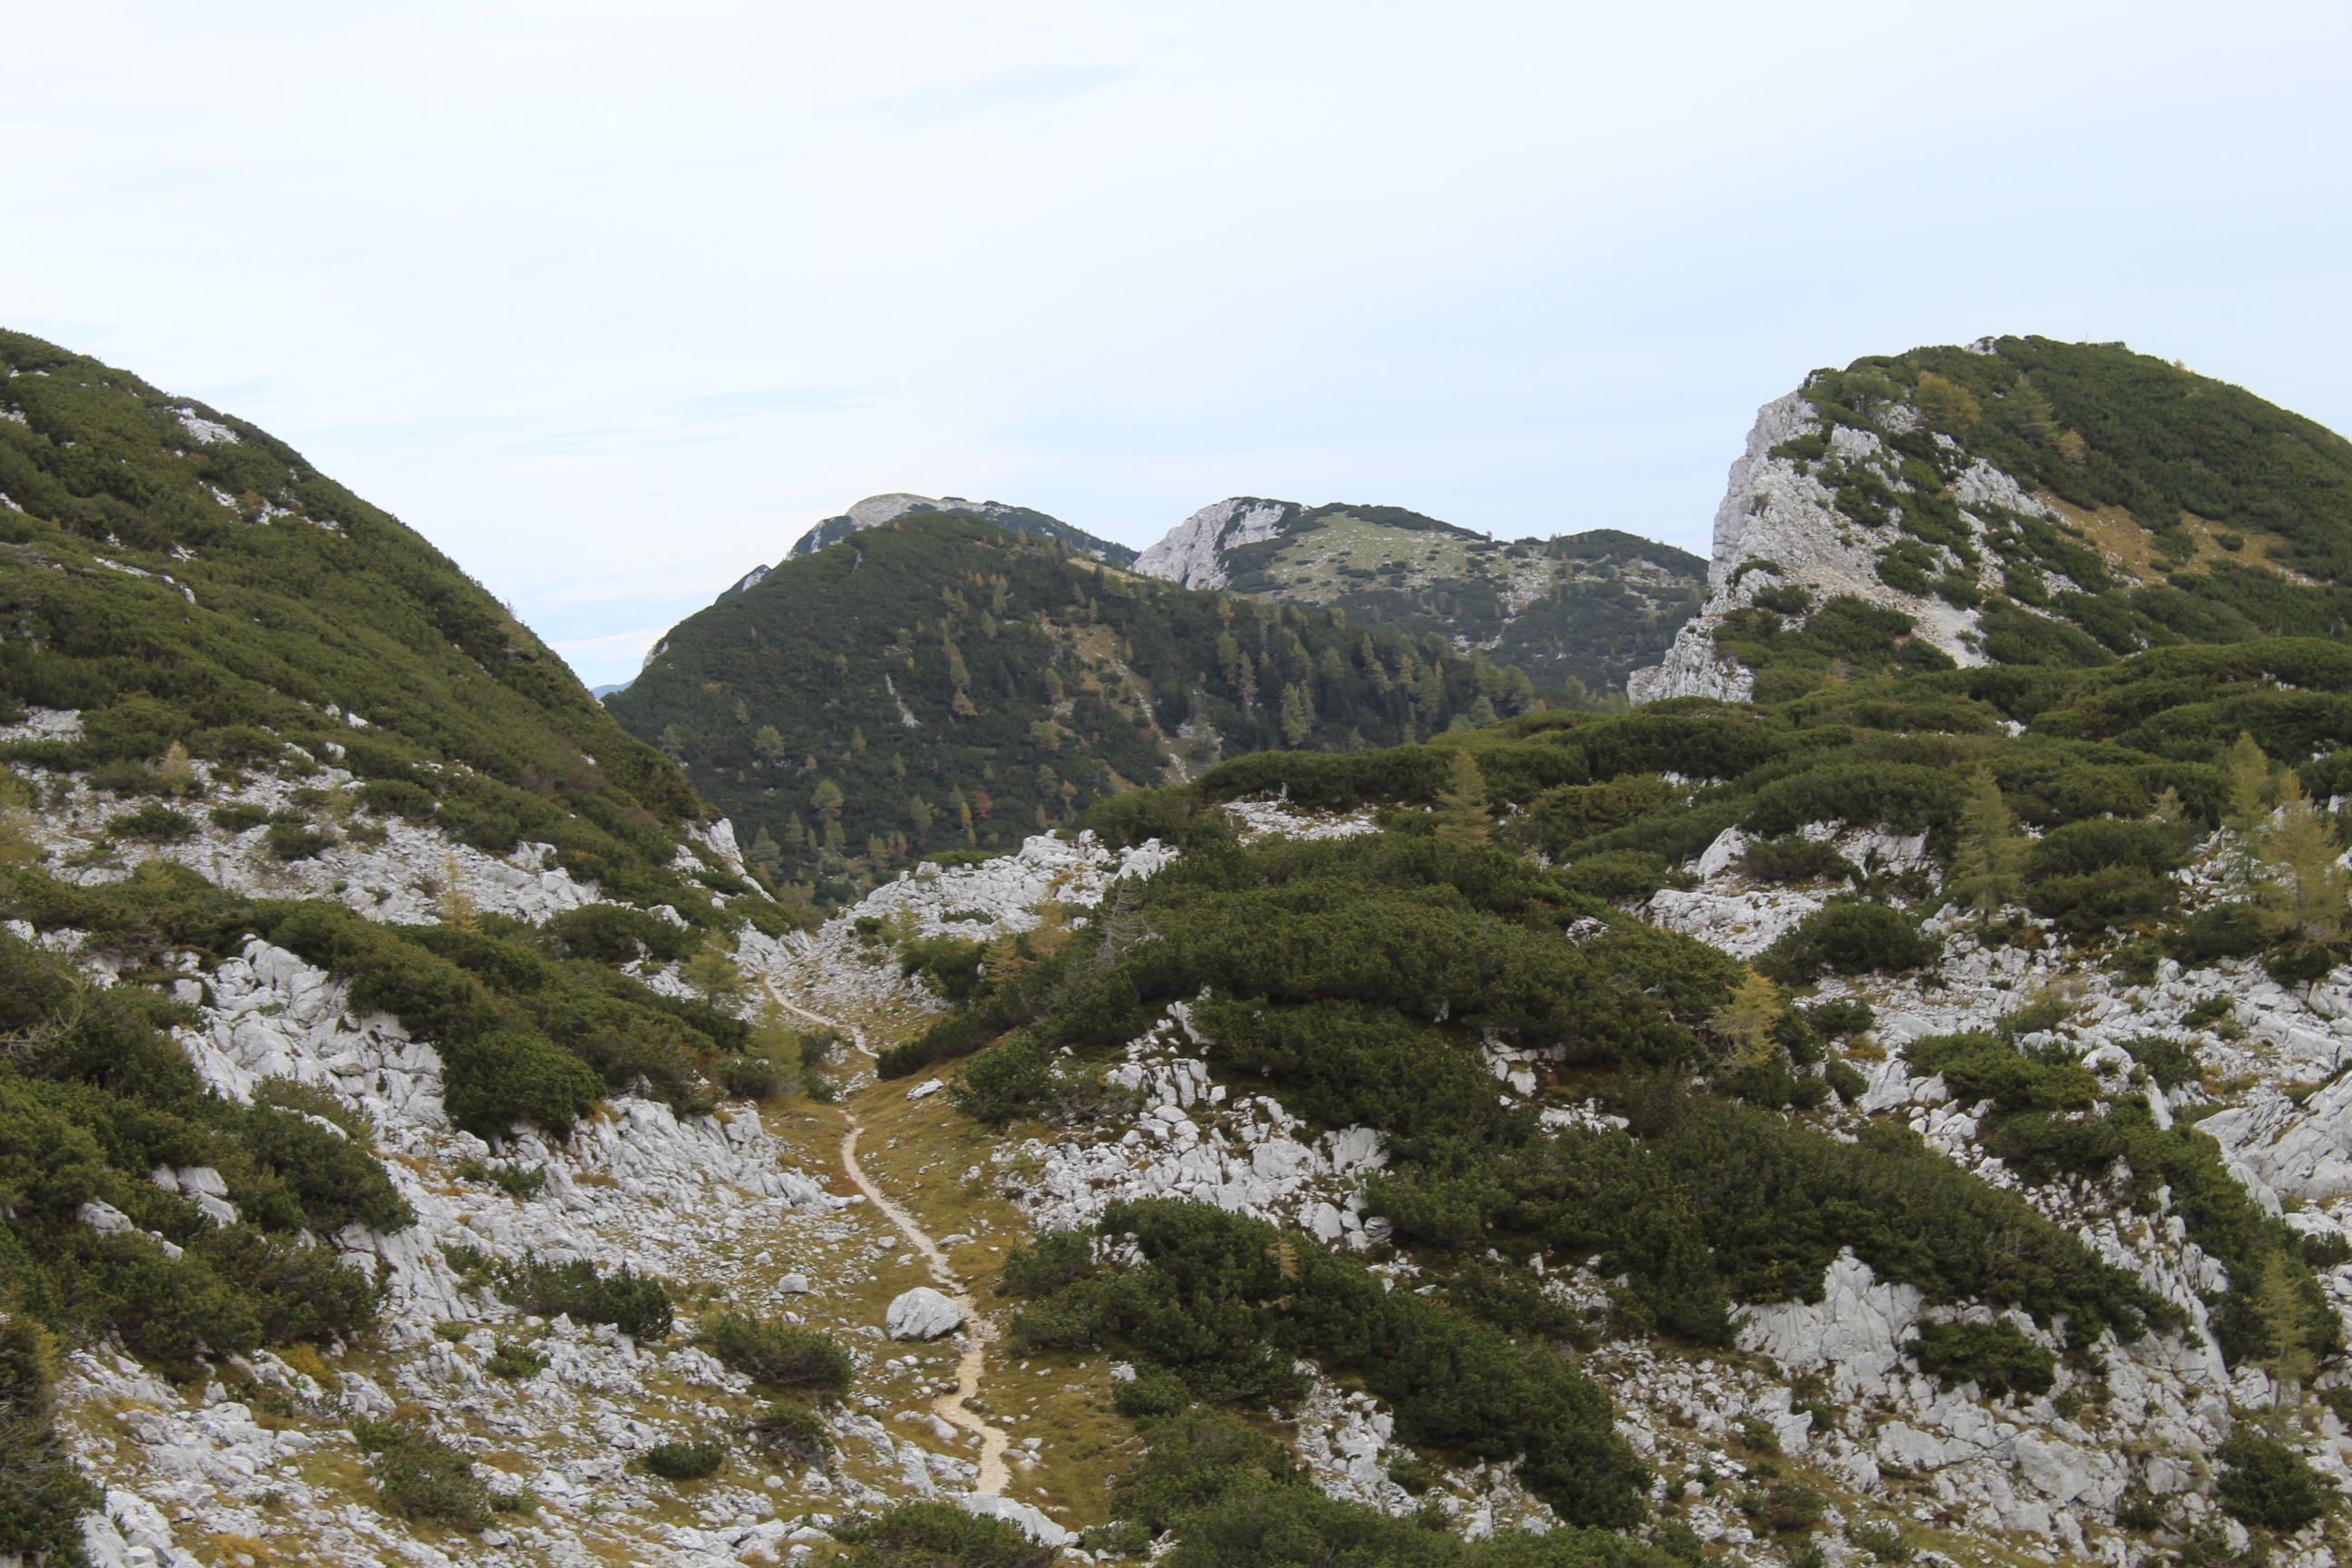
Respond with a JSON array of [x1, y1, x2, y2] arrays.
[[8, 2, 2347, 684]]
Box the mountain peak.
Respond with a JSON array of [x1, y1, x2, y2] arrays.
[[784, 494, 1137, 565]]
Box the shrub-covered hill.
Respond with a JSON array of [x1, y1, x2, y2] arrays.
[[1633, 336, 2352, 704], [784, 490, 1138, 565], [867, 632, 2352, 1560], [1136, 496, 1708, 700], [608, 511, 1544, 901], [0, 328, 730, 905]]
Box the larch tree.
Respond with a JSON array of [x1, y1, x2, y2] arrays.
[[682, 934, 749, 1014], [1948, 768, 2027, 925], [1433, 751, 1492, 850], [2256, 771, 2350, 952], [1710, 969, 1784, 1069]]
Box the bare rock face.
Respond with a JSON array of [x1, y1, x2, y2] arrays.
[[1133, 496, 1292, 590], [885, 1287, 965, 1341], [1627, 387, 2029, 704]]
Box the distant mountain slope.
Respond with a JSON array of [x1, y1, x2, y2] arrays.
[[1631, 336, 2352, 703], [784, 491, 1137, 565], [1136, 497, 1706, 699], [607, 511, 1535, 899]]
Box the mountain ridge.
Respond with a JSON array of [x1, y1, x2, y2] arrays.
[[1134, 495, 1708, 699], [783, 491, 1138, 566]]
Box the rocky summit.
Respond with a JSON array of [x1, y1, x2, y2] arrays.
[[7, 328, 2352, 1568]]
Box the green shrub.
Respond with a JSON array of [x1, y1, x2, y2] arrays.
[[2122, 1034, 2200, 1091], [1904, 1320, 2055, 1397], [1063, 1200, 1648, 1528], [953, 1038, 1065, 1125], [1847, 1521, 1914, 1563], [745, 1400, 831, 1466], [1112, 1369, 1191, 1419], [2215, 1430, 2329, 1531], [110, 801, 197, 842], [544, 903, 692, 965], [351, 1417, 495, 1530], [485, 1343, 546, 1379], [1901, 1034, 2095, 1117], [899, 935, 989, 1002], [1746, 1480, 1826, 1534], [1804, 998, 1875, 1037], [0, 1311, 102, 1563], [264, 818, 334, 861], [699, 1313, 854, 1397], [718, 1054, 789, 1100], [1758, 898, 1939, 983], [834, 1501, 1054, 1568], [496, 1257, 671, 1341], [642, 1438, 726, 1480], [1000, 1230, 1094, 1298], [1738, 836, 1857, 886], [208, 801, 270, 832], [357, 777, 437, 820], [456, 1158, 546, 1200], [1081, 1518, 1154, 1557], [1113, 1407, 1299, 1533]]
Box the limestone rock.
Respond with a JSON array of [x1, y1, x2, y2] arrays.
[[885, 1288, 965, 1341]]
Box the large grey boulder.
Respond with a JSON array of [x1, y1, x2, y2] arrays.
[[885, 1287, 965, 1341]]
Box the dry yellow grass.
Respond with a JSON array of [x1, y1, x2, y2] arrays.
[[2040, 494, 2301, 583]]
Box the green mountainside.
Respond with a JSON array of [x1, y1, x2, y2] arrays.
[[785, 491, 1139, 565], [1135, 497, 1707, 699], [607, 513, 1542, 900]]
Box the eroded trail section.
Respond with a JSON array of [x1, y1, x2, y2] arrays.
[[765, 985, 1014, 1495]]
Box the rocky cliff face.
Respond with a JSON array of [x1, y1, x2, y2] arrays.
[[1132, 496, 1298, 590], [1629, 389, 2013, 703]]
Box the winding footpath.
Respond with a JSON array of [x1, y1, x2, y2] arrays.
[[763, 984, 1014, 1496]]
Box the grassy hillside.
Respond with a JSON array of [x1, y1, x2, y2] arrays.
[[1191, 502, 1705, 699], [608, 513, 1542, 901], [0, 328, 715, 904]]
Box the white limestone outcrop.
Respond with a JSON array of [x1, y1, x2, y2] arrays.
[[1627, 389, 2032, 703], [1134, 496, 1293, 590]]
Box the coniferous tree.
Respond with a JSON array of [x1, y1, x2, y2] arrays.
[[2256, 771, 2350, 952], [1710, 970, 1783, 1068], [683, 934, 749, 1014], [1433, 751, 1491, 849], [1279, 684, 1314, 747], [1948, 768, 2027, 925], [2223, 732, 2277, 889]]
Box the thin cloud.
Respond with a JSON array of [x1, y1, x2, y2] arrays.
[[671, 387, 874, 419]]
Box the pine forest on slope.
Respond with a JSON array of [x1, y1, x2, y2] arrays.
[[608, 512, 1542, 900]]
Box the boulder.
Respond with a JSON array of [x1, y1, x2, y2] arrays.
[[885, 1287, 965, 1341]]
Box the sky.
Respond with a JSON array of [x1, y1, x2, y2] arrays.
[[7, 3, 2349, 686]]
